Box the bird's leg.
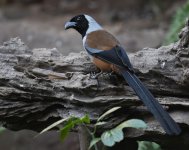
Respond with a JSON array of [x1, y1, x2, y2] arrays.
[[90, 70, 103, 79], [89, 71, 102, 95], [109, 71, 115, 76], [107, 71, 119, 85]]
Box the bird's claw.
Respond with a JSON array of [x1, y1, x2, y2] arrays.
[[90, 71, 103, 79], [90, 72, 97, 79]]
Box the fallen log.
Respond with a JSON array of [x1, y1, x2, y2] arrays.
[[0, 21, 189, 150]]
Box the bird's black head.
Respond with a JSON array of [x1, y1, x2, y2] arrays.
[[65, 14, 89, 37]]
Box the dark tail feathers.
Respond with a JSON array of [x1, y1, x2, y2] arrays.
[[120, 69, 181, 135]]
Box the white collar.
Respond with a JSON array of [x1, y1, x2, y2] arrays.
[[84, 15, 103, 34]]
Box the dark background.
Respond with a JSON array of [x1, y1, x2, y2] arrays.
[[0, 0, 186, 150]]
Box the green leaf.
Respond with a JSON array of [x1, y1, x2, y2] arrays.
[[60, 115, 90, 142], [101, 131, 115, 147], [39, 117, 69, 135], [95, 121, 107, 126], [117, 119, 147, 130], [165, 1, 189, 44], [101, 128, 124, 147], [81, 114, 90, 124], [137, 141, 162, 150], [100, 119, 146, 147], [110, 128, 124, 142], [89, 138, 101, 149], [60, 117, 81, 141], [98, 106, 121, 121], [39, 115, 90, 141], [60, 123, 74, 141]]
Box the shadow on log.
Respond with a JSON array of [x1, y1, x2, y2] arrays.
[[0, 21, 189, 150]]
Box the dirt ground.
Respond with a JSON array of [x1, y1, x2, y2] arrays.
[[0, 130, 79, 150], [0, 0, 186, 150]]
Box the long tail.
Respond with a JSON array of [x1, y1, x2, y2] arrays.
[[120, 69, 181, 135]]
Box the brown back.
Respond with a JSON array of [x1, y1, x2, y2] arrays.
[[85, 30, 120, 72], [86, 30, 120, 50]]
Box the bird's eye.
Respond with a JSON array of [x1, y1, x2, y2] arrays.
[[77, 17, 81, 21]]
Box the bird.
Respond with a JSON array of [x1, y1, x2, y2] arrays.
[[65, 14, 181, 135]]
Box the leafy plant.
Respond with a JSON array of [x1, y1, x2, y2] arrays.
[[90, 119, 147, 148], [89, 106, 122, 149], [138, 141, 162, 150], [39, 106, 162, 150], [39, 117, 69, 135], [165, 0, 189, 44], [60, 115, 90, 141], [39, 114, 90, 141], [97, 106, 121, 122], [89, 106, 147, 149]]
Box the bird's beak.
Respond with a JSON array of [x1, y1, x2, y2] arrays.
[[65, 22, 77, 30]]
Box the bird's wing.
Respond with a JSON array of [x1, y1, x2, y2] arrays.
[[84, 43, 133, 71]]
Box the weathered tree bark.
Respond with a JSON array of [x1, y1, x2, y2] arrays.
[[0, 21, 189, 150]]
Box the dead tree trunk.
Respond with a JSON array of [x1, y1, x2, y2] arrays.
[[0, 21, 189, 150]]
